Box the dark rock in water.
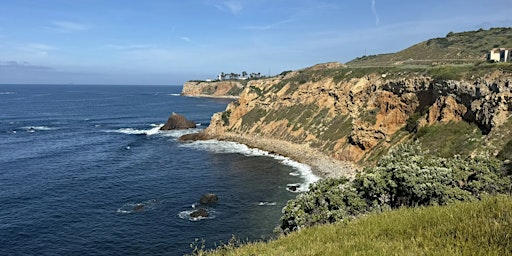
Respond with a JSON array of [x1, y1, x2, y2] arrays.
[[179, 132, 211, 141], [133, 204, 145, 211], [287, 184, 299, 192], [200, 193, 218, 205], [189, 208, 209, 218], [160, 112, 196, 130]]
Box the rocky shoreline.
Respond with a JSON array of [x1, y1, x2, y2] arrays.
[[181, 131, 358, 179]]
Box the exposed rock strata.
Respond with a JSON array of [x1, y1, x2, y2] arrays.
[[193, 66, 511, 178], [182, 80, 244, 98]]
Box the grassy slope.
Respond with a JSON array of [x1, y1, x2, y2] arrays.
[[347, 27, 512, 66], [203, 196, 512, 256]]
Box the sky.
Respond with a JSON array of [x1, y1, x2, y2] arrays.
[[0, 0, 510, 85]]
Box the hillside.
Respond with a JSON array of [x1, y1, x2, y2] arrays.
[[198, 195, 512, 256], [194, 62, 512, 177], [347, 27, 512, 66]]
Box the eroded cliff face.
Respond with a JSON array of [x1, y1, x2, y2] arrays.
[[182, 80, 244, 98], [203, 66, 512, 164]]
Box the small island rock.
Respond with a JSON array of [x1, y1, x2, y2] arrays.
[[189, 208, 209, 218], [160, 112, 196, 130], [200, 193, 218, 205]]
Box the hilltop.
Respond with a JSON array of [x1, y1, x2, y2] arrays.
[[347, 27, 512, 66]]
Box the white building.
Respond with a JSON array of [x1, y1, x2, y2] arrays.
[[489, 48, 512, 62]]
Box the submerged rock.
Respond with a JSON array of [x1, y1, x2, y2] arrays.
[[200, 193, 218, 205], [189, 208, 209, 218], [133, 204, 145, 211], [160, 112, 196, 130]]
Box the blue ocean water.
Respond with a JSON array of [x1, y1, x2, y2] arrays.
[[0, 84, 316, 255]]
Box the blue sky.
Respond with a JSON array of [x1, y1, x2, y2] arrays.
[[0, 0, 510, 85]]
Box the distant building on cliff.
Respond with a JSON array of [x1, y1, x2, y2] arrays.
[[488, 48, 512, 62]]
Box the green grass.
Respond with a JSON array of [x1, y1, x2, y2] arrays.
[[240, 108, 267, 129], [226, 86, 244, 96], [197, 195, 512, 256], [347, 27, 512, 67], [415, 121, 483, 157], [498, 139, 512, 161]]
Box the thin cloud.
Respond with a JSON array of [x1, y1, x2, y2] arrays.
[[371, 0, 380, 25], [180, 36, 191, 42], [103, 44, 155, 50], [47, 21, 89, 33], [243, 19, 293, 31], [215, 0, 243, 15], [21, 43, 56, 57]]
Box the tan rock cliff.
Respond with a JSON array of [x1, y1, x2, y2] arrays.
[[182, 80, 244, 98], [196, 66, 511, 176]]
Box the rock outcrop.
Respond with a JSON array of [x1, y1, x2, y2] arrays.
[[182, 80, 244, 98], [199, 193, 218, 205], [189, 208, 209, 218], [160, 112, 196, 130]]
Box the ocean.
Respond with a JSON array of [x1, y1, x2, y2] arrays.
[[0, 84, 318, 255]]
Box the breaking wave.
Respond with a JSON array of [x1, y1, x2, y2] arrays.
[[181, 140, 319, 192], [117, 199, 160, 214], [257, 201, 277, 206], [106, 123, 204, 139], [106, 124, 164, 135], [21, 126, 57, 131], [178, 207, 216, 221]]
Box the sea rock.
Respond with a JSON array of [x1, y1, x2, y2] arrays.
[[287, 184, 299, 192], [133, 204, 145, 211], [189, 208, 209, 218], [179, 132, 212, 141], [160, 112, 196, 130], [199, 193, 218, 205]]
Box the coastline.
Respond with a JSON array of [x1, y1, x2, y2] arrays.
[[205, 132, 358, 179], [180, 93, 239, 99]]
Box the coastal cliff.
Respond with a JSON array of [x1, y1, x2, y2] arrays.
[[181, 80, 245, 98], [194, 63, 512, 177]]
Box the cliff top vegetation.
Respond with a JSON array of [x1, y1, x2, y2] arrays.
[[347, 27, 512, 67], [193, 195, 512, 255]]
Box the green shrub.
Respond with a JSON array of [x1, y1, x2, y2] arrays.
[[414, 121, 483, 157], [497, 140, 512, 161], [221, 110, 231, 126], [405, 112, 422, 132], [279, 143, 511, 233], [226, 86, 244, 96]]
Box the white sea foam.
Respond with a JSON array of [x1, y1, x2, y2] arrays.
[[168, 93, 181, 96], [181, 139, 320, 192], [107, 124, 164, 135], [0, 92, 15, 95], [106, 123, 205, 140], [117, 199, 159, 214], [257, 201, 277, 206], [159, 127, 204, 138], [178, 208, 216, 221], [21, 126, 57, 131]]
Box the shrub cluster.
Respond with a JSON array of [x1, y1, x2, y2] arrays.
[[279, 143, 511, 233]]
